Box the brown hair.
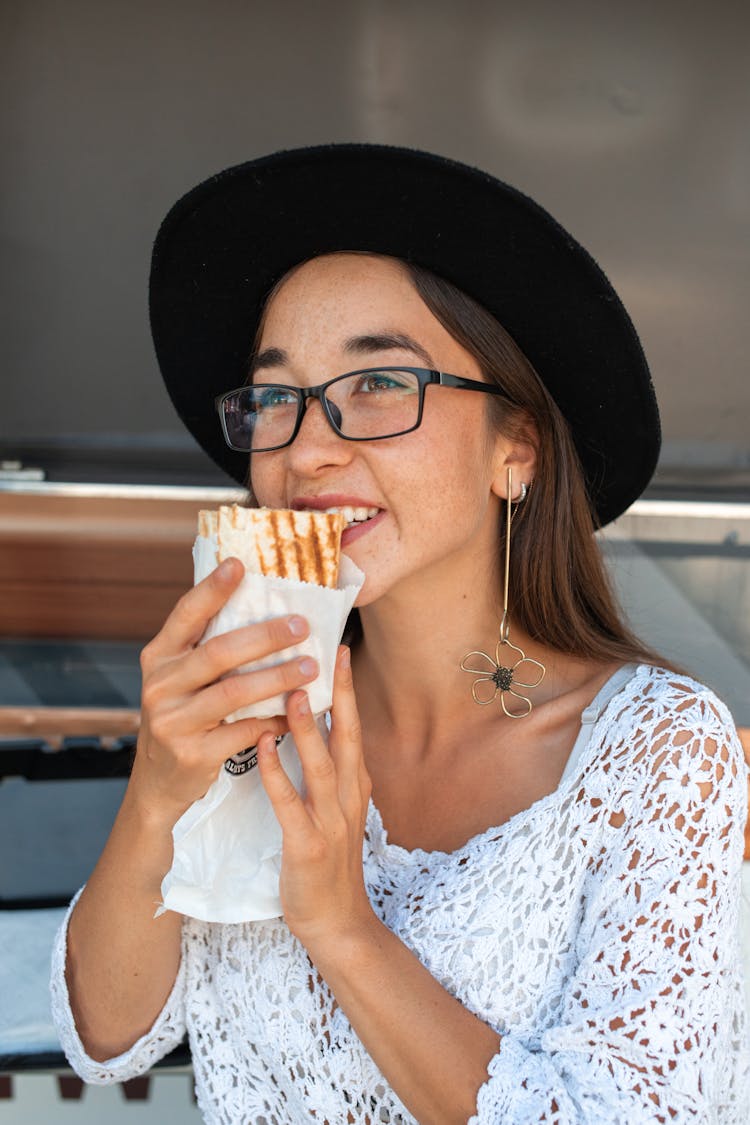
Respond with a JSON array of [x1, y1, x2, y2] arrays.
[[247, 253, 667, 669]]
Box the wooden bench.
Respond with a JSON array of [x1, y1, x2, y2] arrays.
[[0, 487, 240, 641]]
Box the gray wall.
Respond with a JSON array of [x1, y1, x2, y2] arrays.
[[2, 0, 748, 484]]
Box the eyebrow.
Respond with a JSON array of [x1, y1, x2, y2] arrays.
[[250, 332, 435, 375], [250, 347, 287, 373], [344, 333, 435, 368]]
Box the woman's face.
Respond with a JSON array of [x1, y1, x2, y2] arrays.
[[249, 253, 510, 606]]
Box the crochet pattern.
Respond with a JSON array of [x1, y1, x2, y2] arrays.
[[50, 667, 750, 1123]]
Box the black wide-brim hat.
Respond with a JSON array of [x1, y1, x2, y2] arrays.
[[149, 143, 660, 526]]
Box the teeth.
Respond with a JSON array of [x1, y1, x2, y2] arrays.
[[324, 505, 380, 526]]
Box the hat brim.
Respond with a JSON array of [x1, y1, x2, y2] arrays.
[[149, 144, 660, 526]]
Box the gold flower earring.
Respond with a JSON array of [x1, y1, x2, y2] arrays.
[[460, 467, 545, 717]]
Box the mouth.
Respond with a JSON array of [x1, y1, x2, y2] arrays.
[[291, 496, 383, 531]]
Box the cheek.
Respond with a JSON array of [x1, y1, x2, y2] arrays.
[[416, 410, 494, 499], [249, 454, 282, 506]]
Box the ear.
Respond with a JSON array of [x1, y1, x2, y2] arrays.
[[489, 423, 538, 501]]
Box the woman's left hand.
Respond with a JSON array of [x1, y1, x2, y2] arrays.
[[256, 645, 376, 951]]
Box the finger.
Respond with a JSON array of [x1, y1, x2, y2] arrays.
[[176, 613, 309, 694], [286, 691, 343, 820], [209, 714, 289, 764], [147, 558, 245, 658], [185, 654, 320, 730], [329, 647, 365, 785], [256, 731, 312, 838]]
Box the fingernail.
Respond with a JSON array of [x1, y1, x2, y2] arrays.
[[296, 693, 311, 715], [216, 558, 236, 579], [298, 657, 318, 677], [339, 646, 351, 670], [287, 615, 307, 637], [259, 733, 277, 757]]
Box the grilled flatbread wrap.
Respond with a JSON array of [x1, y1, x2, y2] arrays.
[[200, 504, 345, 588]]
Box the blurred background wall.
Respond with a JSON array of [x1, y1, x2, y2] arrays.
[[1, 0, 748, 489]]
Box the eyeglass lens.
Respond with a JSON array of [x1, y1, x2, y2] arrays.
[[221, 369, 422, 451]]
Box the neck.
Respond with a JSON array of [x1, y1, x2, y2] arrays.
[[352, 559, 550, 751], [350, 565, 620, 760]]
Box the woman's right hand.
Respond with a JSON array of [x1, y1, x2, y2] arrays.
[[130, 557, 317, 827]]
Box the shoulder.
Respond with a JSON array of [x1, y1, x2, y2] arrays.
[[605, 664, 747, 821], [621, 664, 741, 750]]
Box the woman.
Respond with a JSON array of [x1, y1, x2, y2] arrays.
[[51, 146, 749, 1122]]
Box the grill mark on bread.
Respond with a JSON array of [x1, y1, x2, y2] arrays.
[[290, 511, 305, 583], [268, 509, 287, 579], [309, 518, 324, 584], [293, 510, 325, 585], [254, 526, 265, 576]]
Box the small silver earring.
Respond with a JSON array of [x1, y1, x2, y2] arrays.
[[517, 482, 527, 503]]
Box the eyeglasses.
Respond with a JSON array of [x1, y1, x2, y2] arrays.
[[216, 367, 512, 453]]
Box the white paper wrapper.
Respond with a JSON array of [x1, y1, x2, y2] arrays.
[[158, 533, 364, 923], [159, 727, 316, 923], [193, 532, 364, 720]]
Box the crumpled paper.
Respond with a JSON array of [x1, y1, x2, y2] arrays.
[[159, 726, 318, 923], [158, 533, 364, 923]]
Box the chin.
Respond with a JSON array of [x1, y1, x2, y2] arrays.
[[349, 569, 413, 610], [347, 567, 386, 610], [352, 581, 375, 609]]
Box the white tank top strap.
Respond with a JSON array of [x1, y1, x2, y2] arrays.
[[559, 663, 640, 787]]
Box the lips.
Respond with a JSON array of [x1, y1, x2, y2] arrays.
[[340, 509, 387, 546]]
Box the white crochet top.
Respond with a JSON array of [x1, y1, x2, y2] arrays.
[[50, 665, 750, 1123]]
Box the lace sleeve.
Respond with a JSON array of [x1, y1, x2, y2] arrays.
[[469, 686, 750, 1124], [49, 889, 188, 1084]]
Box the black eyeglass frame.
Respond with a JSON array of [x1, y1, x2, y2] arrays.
[[215, 367, 513, 453]]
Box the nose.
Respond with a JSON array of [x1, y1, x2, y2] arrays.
[[298, 392, 343, 436], [286, 395, 351, 472], [308, 393, 342, 431]]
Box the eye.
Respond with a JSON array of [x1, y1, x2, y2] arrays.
[[253, 385, 298, 410], [353, 370, 417, 394]]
